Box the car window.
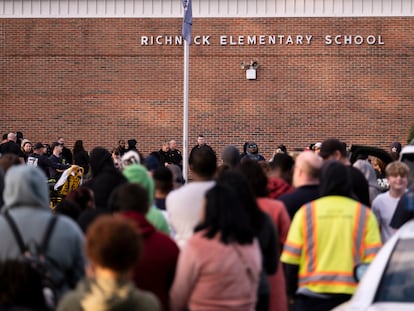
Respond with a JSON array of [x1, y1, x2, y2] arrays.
[[401, 156, 414, 187], [375, 239, 414, 302]]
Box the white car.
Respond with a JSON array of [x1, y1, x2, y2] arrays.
[[333, 220, 414, 311], [399, 144, 414, 187]]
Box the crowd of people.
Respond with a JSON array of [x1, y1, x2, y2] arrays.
[[0, 131, 413, 311]]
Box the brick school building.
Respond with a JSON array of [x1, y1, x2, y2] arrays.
[[1, 0, 414, 159]]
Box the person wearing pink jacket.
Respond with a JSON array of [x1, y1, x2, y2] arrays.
[[170, 184, 262, 311]]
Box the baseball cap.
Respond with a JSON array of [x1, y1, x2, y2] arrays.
[[33, 142, 46, 150], [313, 142, 322, 150]]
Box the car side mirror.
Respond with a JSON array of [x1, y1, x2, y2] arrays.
[[353, 263, 370, 282]]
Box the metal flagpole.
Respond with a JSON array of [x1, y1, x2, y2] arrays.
[[183, 42, 189, 182], [182, 0, 192, 182]]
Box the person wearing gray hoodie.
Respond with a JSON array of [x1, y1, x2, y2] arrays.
[[0, 165, 85, 302]]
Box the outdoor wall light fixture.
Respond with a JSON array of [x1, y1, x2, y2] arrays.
[[240, 60, 259, 80]]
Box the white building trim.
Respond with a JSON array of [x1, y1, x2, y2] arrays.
[[1, 0, 414, 18]]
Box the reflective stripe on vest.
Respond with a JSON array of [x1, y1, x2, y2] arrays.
[[365, 245, 381, 257], [300, 273, 355, 285], [304, 203, 315, 273], [353, 202, 366, 265], [303, 201, 367, 276], [284, 243, 301, 257]]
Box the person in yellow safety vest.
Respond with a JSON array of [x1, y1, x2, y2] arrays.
[[281, 160, 382, 311]]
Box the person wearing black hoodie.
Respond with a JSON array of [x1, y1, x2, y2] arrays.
[[127, 139, 145, 163], [84, 147, 127, 209], [79, 147, 127, 232]]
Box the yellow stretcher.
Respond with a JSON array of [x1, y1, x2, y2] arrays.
[[49, 165, 84, 209]]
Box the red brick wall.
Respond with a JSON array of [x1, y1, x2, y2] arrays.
[[1, 17, 413, 160]]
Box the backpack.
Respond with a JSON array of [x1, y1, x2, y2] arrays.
[[4, 211, 59, 310]]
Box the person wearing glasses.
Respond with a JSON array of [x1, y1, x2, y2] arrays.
[[241, 142, 265, 162]]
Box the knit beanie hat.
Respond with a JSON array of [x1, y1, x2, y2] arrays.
[[127, 139, 137, 149], [122, 164, 155, 205], [390, 142, 402, 154], [144, 154, 161, 172]]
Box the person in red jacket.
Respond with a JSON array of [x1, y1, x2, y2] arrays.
[[110, 182, 180, 311]]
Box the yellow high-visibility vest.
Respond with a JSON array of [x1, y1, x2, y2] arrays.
[[281, 195, 382, 295]]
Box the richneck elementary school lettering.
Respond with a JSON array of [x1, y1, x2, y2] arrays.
[[140, 34, 384, 46]]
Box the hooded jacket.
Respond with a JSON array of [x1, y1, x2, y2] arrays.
[[57, 276, 161, 311], [353, 159, 381, 205], [119, 211, 179, 311], [0, 165, 85, 296], [242, 142, 265, 162], [84, 147, 127, 210], [123, 164, 170, 235], [267, 176, 294, 199]]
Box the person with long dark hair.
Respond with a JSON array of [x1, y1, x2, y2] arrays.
[[72, 140, 90, 178], [238, 159, 291, 311], [170, 184, 262, 311], [217, 169, 279, 311]]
